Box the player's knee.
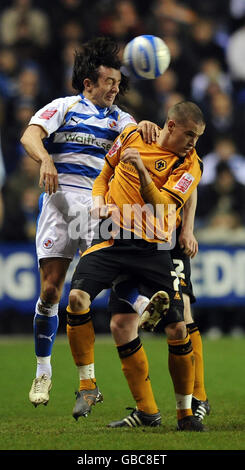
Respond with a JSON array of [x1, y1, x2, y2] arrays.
[[110, 315, 125, 336], [165, 321, 187, 340], [110, 314, 137, 333], [69, 289, 90, 312], [110, 314, 139, 344], [42, 283, 60, 304]]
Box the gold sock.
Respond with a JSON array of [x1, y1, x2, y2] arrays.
[[168, 334, 195, 418], [79, 378, 96, 391], [66, 306, 96, 390], [177, 408, 193, 420], [118, 337, 159, 415], [187, 323, 207, 401]]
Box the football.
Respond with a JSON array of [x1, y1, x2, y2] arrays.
[[122, 35, 171, 80]]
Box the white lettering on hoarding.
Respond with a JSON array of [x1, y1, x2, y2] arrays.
[[0, 253, 35, 300], [0, 248, 245, 305]]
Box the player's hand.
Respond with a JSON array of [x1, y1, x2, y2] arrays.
[[121, 148, 145, 171], [90, 204, 112, 219], [137, 120, 160, 144], [178, 229, 198, 258], [39, 156, 58, 195]]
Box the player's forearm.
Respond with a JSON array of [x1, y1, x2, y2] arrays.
[[140, 180, 176, 207], [137, 165, 152, 189], [181, 188, 197, 232], [135, 160, 176, 207], [20, 125, 50, 164], [92, 163, 113, 198]]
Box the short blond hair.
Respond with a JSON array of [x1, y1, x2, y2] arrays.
[[167, 101, 205, 125]]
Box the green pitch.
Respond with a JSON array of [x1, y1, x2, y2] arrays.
[[0, 335, 245, 451]]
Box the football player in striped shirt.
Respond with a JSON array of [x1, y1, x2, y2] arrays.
[[20, 37, 159, 408]]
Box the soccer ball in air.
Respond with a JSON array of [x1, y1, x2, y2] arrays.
[[122, 35, 171, 80]]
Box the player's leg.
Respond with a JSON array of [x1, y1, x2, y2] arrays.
[[66, 242, 119, 420], [164, 319, 203, 431], [138, 287, 203, 431], [29, 189, 86, 407], [171, 242, 210, 421], [107, 287, 202, 431], [108, 290, 161, 428], [117, 247, 204, 431], [183, 293, 210, 420], [138, 244, 210, 423], [67, 286, 104, 419], [140, 272, 203, 431], [29, 257, 70, 406], [137, 290, 209, 424]]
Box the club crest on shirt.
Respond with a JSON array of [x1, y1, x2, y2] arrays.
[[43, 238, 54, 249], [174, 173, 194, 193], [155, 159, 166, 171], [108, 119, 117, 129]]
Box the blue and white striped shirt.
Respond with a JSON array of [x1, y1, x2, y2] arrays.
[[29, 93, 136, 191]]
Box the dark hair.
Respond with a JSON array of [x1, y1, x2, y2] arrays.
[[72, 36, 129, 95], [167, 101, 206, 126], [216, 161, 233, 176]]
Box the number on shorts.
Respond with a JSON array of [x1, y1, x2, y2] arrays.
[[170, 270, 180, 291], [172, 259, 185, 280]]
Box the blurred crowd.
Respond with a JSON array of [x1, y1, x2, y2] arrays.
[[0, 0, 245, 243]]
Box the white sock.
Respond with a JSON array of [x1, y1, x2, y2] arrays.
[[36, 356, 52, 378], [133, 295, 149, 316], [175, 393, 192, 410], [78, 363, 95, 381]]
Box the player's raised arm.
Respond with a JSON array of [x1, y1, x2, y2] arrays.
[[20, 124, 58, 195], [91, 159, 115, 219]]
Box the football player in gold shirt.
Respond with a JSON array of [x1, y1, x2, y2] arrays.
[[67, 101, 207, 430]]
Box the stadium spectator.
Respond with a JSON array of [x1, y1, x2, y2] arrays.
[[149, 69, 179, 125], [0, 0, 51, 48], [60, 40, 82, 96], [190, 17, 227, 69], [229, 0, 245, 31], [0, 135, 6, 229], [226, 21, 245, 104], [163, 36, 197, 98], [0, 153, 40, 241], [190, 58, 233, 106], [197, 91, 239, 155], [196, 161, 245, 231], [200, 136, 245, 186], [1, 97, 36, 175], [0, 191, 3, 229], [115, 0, 145, 36], [148, 12, 182, 39], [98, 0, 145, 41], [0, 46, 20, 102], [17, 65, 50, 109], [58, 18, 85, 48], [153, 0, 198, 26], [226, 22, 245, 82], [186, 0, 230, 19], [47, 0, 93, 44]]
